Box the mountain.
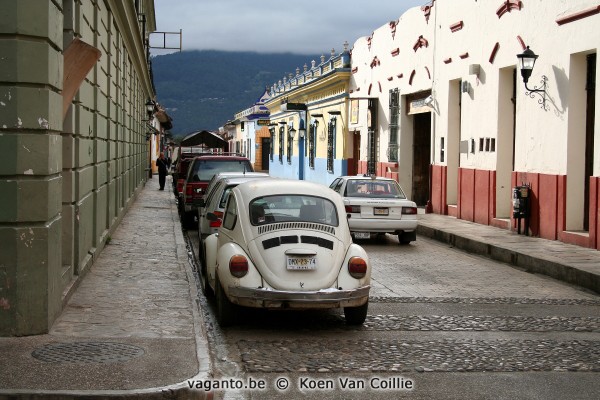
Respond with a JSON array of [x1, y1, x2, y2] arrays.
[[151, 50, 320, 137]]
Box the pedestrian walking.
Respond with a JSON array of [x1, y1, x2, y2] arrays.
[[156, 152, 169, 190]]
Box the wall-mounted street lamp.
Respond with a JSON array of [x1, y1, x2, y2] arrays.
[[298, 120, 306, 138], [288, 126, 296, 139], [145, 98, 156, 119], [516, 46, 548, 111]]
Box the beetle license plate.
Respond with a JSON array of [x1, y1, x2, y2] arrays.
[[374, 207, 389, 215], [354, 232, 370, 239], [286, 256, 317, 270]]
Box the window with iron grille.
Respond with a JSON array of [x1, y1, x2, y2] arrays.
[[287, 126, 293, 164], [367, 129, 377, 175], [308, 123, 316, 169], [327, 118, 336, 172], [269, 127, 275, 161], [367, 99, 378, 175], [388, 88, 399, 162], [278, 126, 284, 163]]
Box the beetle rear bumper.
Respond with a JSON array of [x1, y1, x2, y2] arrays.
[[227, 285, 370, 309]]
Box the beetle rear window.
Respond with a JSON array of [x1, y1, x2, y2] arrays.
[[250, 195, 339, 227]]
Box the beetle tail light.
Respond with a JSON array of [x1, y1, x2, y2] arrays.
[[348, 257, 367, 279], [210, 211, 223, 228], [229, 255, 248, 278], [402, 206, 417, 215]]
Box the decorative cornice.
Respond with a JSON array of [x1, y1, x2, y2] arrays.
[[397, 73, 404, 79], [413, 35, 429, 52], [352, 67, 358, 74], [556, 5, 600, 25], [489, 42, 500, 64], [391, 48, 400, 57], [497, 0, 522, 18], [444, 57, 452, 64], [422, 0, 436, 23], [387, 76, 394, 81], [370, 56, 381, 68], [450, 21, 464, 32], [459, 52, 469, 59], [389, 20, 398, 39], [516, 35, 526, 50]]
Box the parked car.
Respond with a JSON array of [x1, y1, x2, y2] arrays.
[[203, 179, 371, 326], [181, 154, 254, 228], [329, 175, 418, 244], [172, 148, 210, 197], [197, 172, 270, 258]]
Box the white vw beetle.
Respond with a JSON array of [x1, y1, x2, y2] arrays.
[[203, 179, 371, 326]]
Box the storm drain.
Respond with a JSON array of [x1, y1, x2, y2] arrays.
[[32, 342, 145, 364]]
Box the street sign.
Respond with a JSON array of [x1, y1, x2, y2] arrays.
[[257, 119, 271, 126], [280, 102, 307, 111]]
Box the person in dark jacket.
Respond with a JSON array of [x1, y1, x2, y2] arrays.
[[156, 152, 169, 190]]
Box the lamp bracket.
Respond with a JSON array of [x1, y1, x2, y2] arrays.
[[524, 75, 548, 111]]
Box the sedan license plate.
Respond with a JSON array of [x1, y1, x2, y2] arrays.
[[286, 256, 317, 270], [374, 207, 389, 216], [354, 232, 370, 239]]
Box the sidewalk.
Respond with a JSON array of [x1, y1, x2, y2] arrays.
[[0, 176, 211, 399], [417, 213, 600, 294]]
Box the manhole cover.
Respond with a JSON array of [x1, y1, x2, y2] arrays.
[[32, 342, 145, 364]]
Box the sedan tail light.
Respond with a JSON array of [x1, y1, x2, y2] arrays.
[[345, 205, 361, 213], [348, 257, 367, 279], [209, 211, 223, 228], [402, 206, 417, 215], [229, 255, 248, 278]]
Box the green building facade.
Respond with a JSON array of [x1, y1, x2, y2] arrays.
[[0, 0, 156, 336]]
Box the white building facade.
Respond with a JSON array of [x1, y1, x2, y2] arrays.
[[350, 0, 599, 250]]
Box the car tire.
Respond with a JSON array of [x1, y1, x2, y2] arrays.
[[181, 211, 196, 230], [199, 242, 213, 297], [398, 232, 414, 245], [344, 300, 368, 325], [215, 274, 236, 327]]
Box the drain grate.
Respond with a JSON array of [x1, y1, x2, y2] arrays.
[[32, 342, 145, 364]]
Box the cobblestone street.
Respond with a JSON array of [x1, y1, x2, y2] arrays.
[[187, 232, 600, 399]]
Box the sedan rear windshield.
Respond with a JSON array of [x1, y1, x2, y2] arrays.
[[249, 195, 339, 227], [189, 160, 253, 182], [344, 180, 407, 199]]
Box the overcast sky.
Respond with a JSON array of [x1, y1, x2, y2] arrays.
[[151, 0, 426, 55]]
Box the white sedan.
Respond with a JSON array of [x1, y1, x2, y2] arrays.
[[198, 172, 270, 241], [329, 175, 418, 244], [203, 179, 371, 326]]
